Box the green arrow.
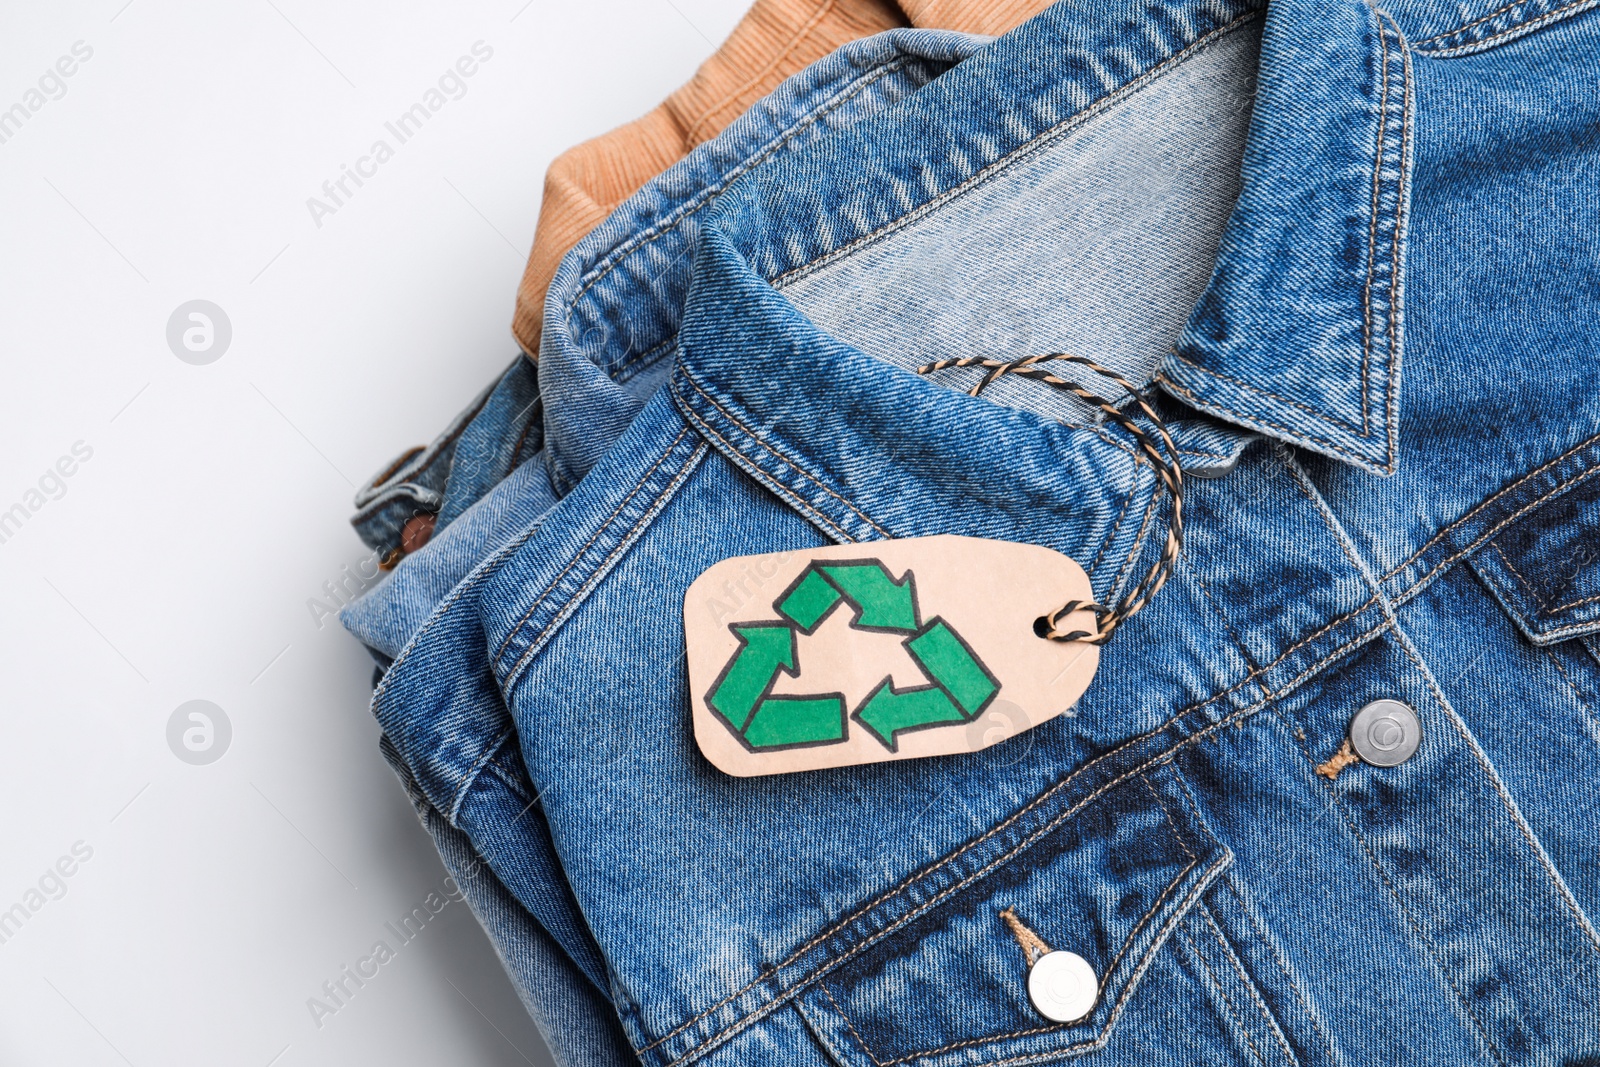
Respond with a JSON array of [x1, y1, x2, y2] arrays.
[[854, 681, 969, 750], [820, 563, 918, 633], [907, 619, 998, 715], [744, 695, 846, 748], [777, 567, 842, 633], [709, 625, 795, 732]]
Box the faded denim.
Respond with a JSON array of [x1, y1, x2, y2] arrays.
[[364, 0, 1600, 1062], [343, 28, 989, 1066]]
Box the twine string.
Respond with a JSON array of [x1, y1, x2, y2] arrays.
[[913, 352, 1184, 646]]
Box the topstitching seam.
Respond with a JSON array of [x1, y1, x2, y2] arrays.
[[1489, 538, 1600, 614], [648, 620, 1383, 1064], [1392, 464, 1600, 608], [567, 57, 925, 313], [671, 382, 858, 543], [769, 12, 1266, 290], [506, 440, 709, 688], [1415, 0, 1598, 49], [1381, 432, 1600, 581], [657, 615, 1387, 1066], [677, 368, 892, 537], [1395, 629, 1600, 955], [680, 0, 844, 145], [1198, 900, 1297, 1066], [1178, 920, 1269, 1067], [493, 425, 695, 663]]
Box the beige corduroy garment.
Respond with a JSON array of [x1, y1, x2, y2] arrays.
[[511, 0, 1053, 357]]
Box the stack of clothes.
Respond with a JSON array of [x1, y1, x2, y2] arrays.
[[340, 0, 1600, 1062]]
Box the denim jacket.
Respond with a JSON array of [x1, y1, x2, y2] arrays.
[[371, 0, 1600, 1061]]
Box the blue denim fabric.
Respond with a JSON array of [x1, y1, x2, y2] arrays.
[[344, 28, 989, 1067], [350, 355, 542, 563], [345, 27, 987, 663], [373, 0, 1600, 1059], [380, 734, 636, 1064]]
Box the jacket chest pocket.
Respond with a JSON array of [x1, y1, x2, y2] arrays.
[[1468, 470, 1600, 646], [795, 758, 1299, 1066], [1467, 470, 1600, 706]]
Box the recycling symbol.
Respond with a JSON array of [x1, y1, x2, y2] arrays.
[[705, 559, 1000, 752]]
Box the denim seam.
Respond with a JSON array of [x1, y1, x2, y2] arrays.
[[1157, 373, 1389, 470], [1363, 7, 1409, 453], [794, 991, 859, 1067], [676, 360, 1164, 566], [1215, 873, 1342, 1063], [1185, 565, 1304, 740], [493, 425, 696, 665], [672, 388, 859, 542], [566, 56, 930, 317], [355, 383, 500, 510], [371, 518, 544, 707], [660, 691, 1340, 1064], [1159, 7, 1409, 472], [817, 979, 887, 1065], [1386, 11, 1413, 461], [1538, 642, 1598, 725], [1487, 538, 1600, 614], [1178, 445, 1235, 463], [1105, 482, 1161, 609], [1390, 462, 1600, 610], [1392, 624, 1600, 954], [366, 444, 425, 490], [508, 398, 543, 469], [644, 610, 1390, 1063], [810, 841, 1221, 1067], [370, 519, 555, 771], [1208, 597, 1385, 716], [612, 332, 681, 387], [1357, 6, 1392, 439], [1287, 453, 1398, 627], [1196, 900, 1297, 1066], [770, 11, 1266, 291], [674, 367, 893, 537], [647, 756, 1217, 1058], [1414, 0, 1600, 54], [484, 758, 536, 807], [1475, 604, 1600, 644], [447, 726, 517, 826], [503, 437, 709, 689], [1087, 468, 1140, 576], [1380, 430, 1600, 581], [351, 480, 444, 523], [1176, 919, 1271, 1067], [657, 626, 1383, 1066], [1301, 686, 1510, 1065], [1417, 0, 1545, 38], [680, 0, 849, 144]]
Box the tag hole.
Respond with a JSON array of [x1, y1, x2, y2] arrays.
[[1033, 616, 1052, 638]]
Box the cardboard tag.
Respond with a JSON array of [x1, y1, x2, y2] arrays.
[[684, 535, 1100, 776]]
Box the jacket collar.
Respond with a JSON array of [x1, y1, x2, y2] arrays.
[[685, 0, 1415, 474], [1160, 0, 1414, 474]]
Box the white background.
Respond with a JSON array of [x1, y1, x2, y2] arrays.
[[0, 1, 746, 1063]]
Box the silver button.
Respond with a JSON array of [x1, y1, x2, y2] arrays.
[[1348, 699, 1421, 766], [1028, 950, 1098, 1023]]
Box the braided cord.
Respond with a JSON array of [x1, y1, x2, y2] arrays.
[[913, 353, 1184, 646]]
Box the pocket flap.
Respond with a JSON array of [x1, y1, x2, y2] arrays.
[[797, 759, 1229, 1067], [1466, 472, 1600, 644]]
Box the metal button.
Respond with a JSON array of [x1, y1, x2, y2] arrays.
[[1348, 699, 1421, 766], [1028, 950, 1098, 1023], [400, 512, 437, 555]]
